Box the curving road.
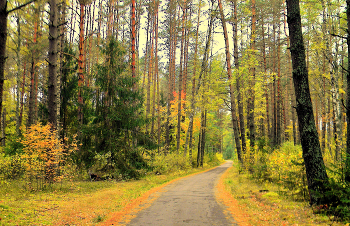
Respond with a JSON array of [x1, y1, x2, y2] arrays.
[[127, 161, 237, 226]]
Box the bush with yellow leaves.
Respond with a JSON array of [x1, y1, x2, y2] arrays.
[[21, 123, 78, 190]]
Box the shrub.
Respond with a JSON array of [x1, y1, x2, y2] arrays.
[[0, 153, 25, 181], [314, 178, 350, 221], [151, 153, 192, 175], [20, 123, 78, 190], [266, 142, 308, 199]]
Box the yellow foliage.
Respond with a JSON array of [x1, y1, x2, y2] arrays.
[[21, 123, 78, 189], [266, 142, 307, 198]]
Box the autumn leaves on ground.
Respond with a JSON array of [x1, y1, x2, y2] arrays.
[[0, 157, 346, 225]]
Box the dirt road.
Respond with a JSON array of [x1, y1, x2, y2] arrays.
[[127, 161, 237, 226]]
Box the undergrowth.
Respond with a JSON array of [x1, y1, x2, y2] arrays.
[[0, 150, 224, 225], [245, 141, 350, 223], [223, 161, 345, 225]]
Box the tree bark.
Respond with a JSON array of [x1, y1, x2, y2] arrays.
[[15, 13, 21, 136], [27, 4, 39, 127], [78, 2, 85, 124], [286, 0, 329, 205], [218, 0, 242, 164], [276, 22, 282, 145], [131, 0, 136, 78], [176, 0, 186, 153], [48, 0, 58, 128], [184, 0, 202, 159], [233, 0, 246, 156], [261, 16, 270, 141], [345, 0, 350, 182]]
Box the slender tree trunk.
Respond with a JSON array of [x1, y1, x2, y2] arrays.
[[0, 1, 7, 133], [15, 13, 21, 135], [1, 107, 5, 146], [176, 0, 186, 153], [276, 23, 282, 145], [78, 2, 85, 124], [261, 16, 270, 141], [131, 0, 136, 78], [286, 0, 329, 205], [197, 126, 202, 167], [155, 1, 160, 153], [19, 59, 26, 130], [48, 0, 58, 128], [233, 0, 246, 156], [345, 0, 350, 182], [218, 0, 242, 164], [327, 97, 331, 151], [146, 8, 154, 134], [246, 0, 256, 170], [184, 0, 202, 159], [151, 0, 157, 136], [28, 5, 39, 127], [200, 110, 207, 167]]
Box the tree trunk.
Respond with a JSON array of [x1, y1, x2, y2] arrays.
[[247, 0, 256, 153], [233, 0, 246, 156], [146, 7, 154, 134], [27, 5, 39, 127], [286, 0, 329, 205], [48, 0, 58, 128], [151, 0, 157, 136], [176, 0, 186, 153], [345, 0, 350, 182], [78, 3, 85, 124], [184, 0, 202, 159], [0, 0, 7, 134], [276, 22, 282, 145], [15, 13, 21, 136], [131, 0, 136, 78], [200, 110, 207, 167], [19, 59, 26, 130], [218, 0, 242, 164], [261, 16, 270, 141], [1, 107, 5, 145]]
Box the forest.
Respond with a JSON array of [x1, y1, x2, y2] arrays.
[[1, 0, 350, 223]]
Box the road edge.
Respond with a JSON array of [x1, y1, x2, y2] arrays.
[[100, 161, 227, 226], [216, 161, 252, 226]]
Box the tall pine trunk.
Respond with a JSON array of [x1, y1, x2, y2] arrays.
[[345, 0, 350, 183], [78, 2, 85, 124], [233, 0, 246, 156], [286, 0, 329, 205], [184, 0, 202, 158], [48, 0, 58, 128], [176, 0, 186, 153], [218, 0, 242, 163]]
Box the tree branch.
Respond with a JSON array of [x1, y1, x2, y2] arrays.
[[342, 98, 349, 111], [7, 0, 37, 14], [330, 33, 347, 40], [60, 51, 79, 61]]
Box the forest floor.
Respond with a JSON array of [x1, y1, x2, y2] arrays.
[[0, 162, 222, 225], [1, 160, 348, 225], [219, 162, 347, 226]]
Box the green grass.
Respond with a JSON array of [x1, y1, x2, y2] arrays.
[[223, 161, 346, 225], [0, 160, 223, 225]]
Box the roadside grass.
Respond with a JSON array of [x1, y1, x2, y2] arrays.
[[0, 161, 222, 225], [222, 162, 346, 226]]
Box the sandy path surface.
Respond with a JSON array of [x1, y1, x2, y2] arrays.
[[127, 161, 237, 226]]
